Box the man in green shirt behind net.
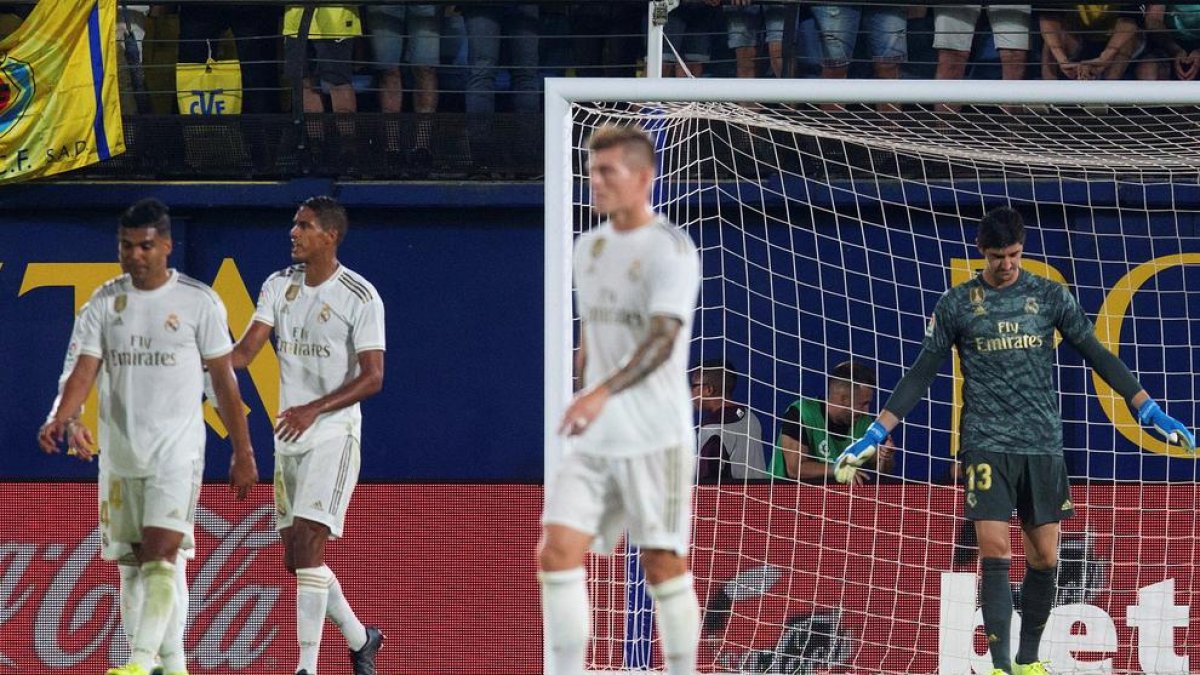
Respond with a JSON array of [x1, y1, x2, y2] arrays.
[[834, 207, 1195, 675], [772, 360, 894, 482]]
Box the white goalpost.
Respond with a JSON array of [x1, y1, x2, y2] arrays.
[[544, 78, 1200, 675]]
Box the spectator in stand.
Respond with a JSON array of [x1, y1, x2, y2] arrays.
[[663, 1, 723, 77], [365, 4, 440, 164], [177, 3, 282, 114], [726, 0, 791, 78], [571, 4, 645, 77], [283, 4, 362, 113], [1040, 4, 1142, 80], [772, 360, 895, 483], [117, 4, 151, 114], [811, 4, 907, 85], [1137, 4, 1200, 80], [692, 360, 769, 483], [462, 4, 539, 115], [366, 4, 440, 114], [933, 5, 1031, 85]]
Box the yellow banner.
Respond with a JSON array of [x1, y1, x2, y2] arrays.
[[0, 0, 124, 183]]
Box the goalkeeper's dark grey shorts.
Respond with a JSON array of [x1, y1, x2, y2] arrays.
[[958, 450, 1075, 526]]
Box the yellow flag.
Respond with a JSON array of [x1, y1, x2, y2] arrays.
[[0, 0, 124, 183]]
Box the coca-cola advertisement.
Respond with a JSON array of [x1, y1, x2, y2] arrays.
[[5, 483, 1200, 674], [0, 483, 542, 674]]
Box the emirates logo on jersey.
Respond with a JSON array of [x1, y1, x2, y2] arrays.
[[318, 304, 332, 323], [164, 313, 181, 332]]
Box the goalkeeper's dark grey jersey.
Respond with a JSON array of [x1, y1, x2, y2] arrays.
[[922, 271, 1095, 456]]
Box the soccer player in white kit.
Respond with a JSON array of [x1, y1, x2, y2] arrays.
[[45, 308, 193, 675], [38, 198, 258, 675], [540, 125, 702, 674], [231, 196, 386, 675]]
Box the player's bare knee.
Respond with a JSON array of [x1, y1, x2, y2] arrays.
[[138, 527, 183, 563], [537, 537, 583, 572], [290, 517, 330, 567], [640, 549, 687, 585], [1026, 546, 1058, 570], [976, 535, 1011, 559]]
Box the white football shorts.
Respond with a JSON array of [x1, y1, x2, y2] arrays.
[[99, 458, 203, 564], [542, 443, 694, 556], [274, 434, 361, 538]]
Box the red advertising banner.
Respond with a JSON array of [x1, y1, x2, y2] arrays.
[[3, 483, 1198, 674], [0, 483, 542, 675], [590, 484, 1200, 674]]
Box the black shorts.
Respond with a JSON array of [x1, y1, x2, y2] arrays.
[[959, 450, 1074, 526], [284, 37, 355, 86]]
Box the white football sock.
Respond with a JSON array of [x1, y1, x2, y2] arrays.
[[539, 567, 590, 675], [130, 560, 177, 670], [649, 573, 699, 675], [325, 568, 367, 650], [159, 558, 189, 674], [296, 565, 334, 674], [118, 563, 143, 651]]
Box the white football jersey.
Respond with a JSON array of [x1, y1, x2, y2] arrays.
[[75, 271, 233, 476], [572, 216, 700, 456], [252, 264, 386, 454]]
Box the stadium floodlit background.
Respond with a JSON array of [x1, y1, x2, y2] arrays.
[[2, 1, 1200, 673]]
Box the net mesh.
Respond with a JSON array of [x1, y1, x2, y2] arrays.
[[562, 101, 1200, 674]]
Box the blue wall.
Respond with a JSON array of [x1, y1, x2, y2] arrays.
[[1, 185, 544, 482], [2, 180, 1198, 482]]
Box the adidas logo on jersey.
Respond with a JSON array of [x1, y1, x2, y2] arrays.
[[311, 500, 324, 511], [1061, 499, 1073, 511]]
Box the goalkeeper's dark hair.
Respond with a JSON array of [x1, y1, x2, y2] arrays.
[[301, 195, 349, 244], [829, 360, 876, 392], [978, 207, 1025, 250], [588, 124, 656, 170], [695, 358, 737, 396], [119, 198, 171, 237]]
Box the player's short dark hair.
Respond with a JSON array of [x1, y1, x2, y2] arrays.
[[301, 195, 349, 244], [978, 207, 1025, 250], [119, 198, 171, 237], [587, 124, 656, 170], [696, 359, 737, 396], [829, 360, 876, 392]]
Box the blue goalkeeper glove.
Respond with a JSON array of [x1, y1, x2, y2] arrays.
[[833, 421, 887, 484], [1137, 399, 1196, 453]]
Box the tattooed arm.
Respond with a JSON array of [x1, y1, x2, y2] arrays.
[[559, 315, 682, 436]]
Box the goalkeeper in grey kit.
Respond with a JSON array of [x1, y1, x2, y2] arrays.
[[834, 207, 1195, 675]]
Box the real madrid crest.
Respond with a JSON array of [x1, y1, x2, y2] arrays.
[[1024, 297, 1039, 314], [285, 284, 301, 302], [318, 303, 332, 323], [970, 286, 986, 315], [114, 294, 127, 313], [627, 259, 642, 282], [164, 313, 180, 332]]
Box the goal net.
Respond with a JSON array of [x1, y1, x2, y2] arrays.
[[544, 79, 1200, 675]]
